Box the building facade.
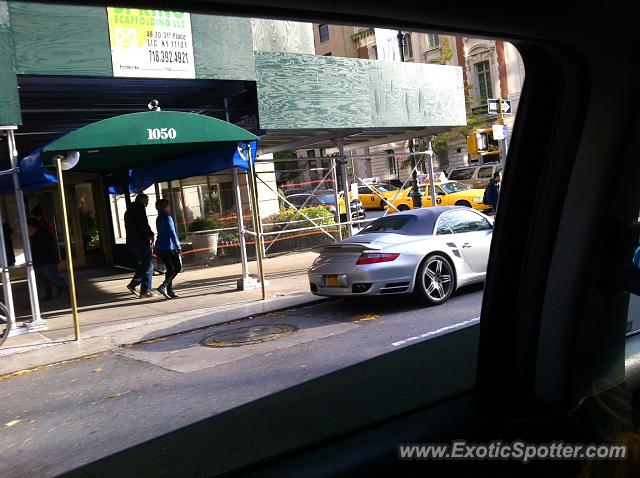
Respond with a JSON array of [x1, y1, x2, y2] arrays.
[[311, 25, 525, 178]]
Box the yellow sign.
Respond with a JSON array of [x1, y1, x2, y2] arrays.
[[107, 7, 195, 79]]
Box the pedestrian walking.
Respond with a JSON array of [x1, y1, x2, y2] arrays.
[[28, 218, 68, 301], [124, 194, 155, 298], [31, 205, 55, 235], [483, 171, 501, 212], [3, 222, 15, 267], [154, 198, 182, 299]]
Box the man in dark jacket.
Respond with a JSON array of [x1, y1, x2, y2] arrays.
[[124, 194, 155, 298], [484, 172, 501, 212], [3, 222, 15, 267], [28, 218, 67, 301]]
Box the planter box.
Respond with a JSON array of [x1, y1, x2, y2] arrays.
[[188, 231, 219, 262]]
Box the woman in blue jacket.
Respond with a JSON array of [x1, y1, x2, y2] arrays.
[[154, 199, 182, 299]]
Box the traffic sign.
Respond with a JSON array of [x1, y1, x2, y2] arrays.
[[487, 98, 512, 114], [492, 124, 508, 140]]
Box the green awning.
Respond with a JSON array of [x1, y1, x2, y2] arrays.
[[41, 111, 259, 173]]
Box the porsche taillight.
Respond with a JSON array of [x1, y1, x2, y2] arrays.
[[355, 252, 400, 265]]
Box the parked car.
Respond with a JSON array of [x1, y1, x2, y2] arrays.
[[356, 183, 402, 210], [285, 191, 366, 222], [447, 162, 503, 189], [385, 180, 490, 213], [315, 190, 366, 222], [283, 187, 310, 197], [308, 206, 493, 304]]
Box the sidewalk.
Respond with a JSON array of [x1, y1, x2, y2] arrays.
[[0, 251, 322, 375]]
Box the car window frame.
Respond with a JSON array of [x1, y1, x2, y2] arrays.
[[478, 166, 494, 179], [448, 167, 476, 181], [433, 209, 493, 235]]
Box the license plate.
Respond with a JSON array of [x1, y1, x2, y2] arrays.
[[325, 274, 347, 287]]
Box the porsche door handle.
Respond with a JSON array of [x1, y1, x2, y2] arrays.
[[461, 243, 472, 248]]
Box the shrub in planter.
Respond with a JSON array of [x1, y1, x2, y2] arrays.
[[262, 207, 338, 255], [189, 218, 222, 232]]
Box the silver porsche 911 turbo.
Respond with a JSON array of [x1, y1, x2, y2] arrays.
[[308, 206, 493, 305]]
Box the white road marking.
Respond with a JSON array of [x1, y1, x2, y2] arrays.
[[391, 317, 480, 347]]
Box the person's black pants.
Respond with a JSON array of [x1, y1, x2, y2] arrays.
[[157, 250, 182, 291]]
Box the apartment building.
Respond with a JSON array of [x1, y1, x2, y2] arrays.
[[310, 24, 525, 181]]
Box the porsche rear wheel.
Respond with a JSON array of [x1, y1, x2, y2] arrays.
[[416, 254, 455, 305]]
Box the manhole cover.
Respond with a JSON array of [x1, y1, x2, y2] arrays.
[[201, 324, 298, 348]]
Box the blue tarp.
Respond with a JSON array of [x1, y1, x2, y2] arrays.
[[109, 140, 257, 194], [0, 145, 58, 194], [1, 140, 257, 195]]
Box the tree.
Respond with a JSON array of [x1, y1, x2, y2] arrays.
[[272, 149, 300, 183]]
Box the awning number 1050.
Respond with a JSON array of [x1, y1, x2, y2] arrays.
[[147, 128, 177, 140]]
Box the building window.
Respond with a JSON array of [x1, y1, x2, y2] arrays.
[[319, 24, 330, 43], [475, 60, 493, 102], [386, 150, 397, 176], [428, 33, 440, 48], [371, 45, 378, 60], [403, 33, 413, 60]]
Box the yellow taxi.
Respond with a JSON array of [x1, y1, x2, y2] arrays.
[[356, 183, 403, 210], [386, 180, 490, 213]]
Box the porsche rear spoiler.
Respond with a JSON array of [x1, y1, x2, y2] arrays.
[[314, 242, 383, 253]]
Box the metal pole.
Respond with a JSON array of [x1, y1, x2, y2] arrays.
[[178, 179, 189, 236], [329, 156, 343, 241], [247, 146, 266, 300], [55, 158, 80, 340], [167, 180, 175, 222], [0, 206, 16, 328], [396, 32, 421, 209], [397, 30, 405, 62], [225, 97, 252, 287], [7, 129, 45, 327], [232, 168, 249, 280], [427, 141, 437, 208], [408, 139, 422, 209], [338, 141, 353, 237]]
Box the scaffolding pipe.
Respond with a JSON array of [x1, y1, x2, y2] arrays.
[[55, 158, 80, 340], [247, 146, 266, 300], [338, 141, 353, 238], [7, 129, 45, 326], [329, 157, 343, 241], [426, 141, 437, 208]]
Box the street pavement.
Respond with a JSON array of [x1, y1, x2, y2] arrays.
[[0, 285, 483, 478]]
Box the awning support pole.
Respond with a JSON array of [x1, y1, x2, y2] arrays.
[[232, 168, 249, 281], [0, 202, 16, 329], [247, 146, 266, 300], [224, 98, 254, 290], [7, 129, 46, 328], [178, 180, 189, 238], [55, 158, 80, 341]]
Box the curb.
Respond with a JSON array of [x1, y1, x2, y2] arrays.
[[0, 293, 330, 377]]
